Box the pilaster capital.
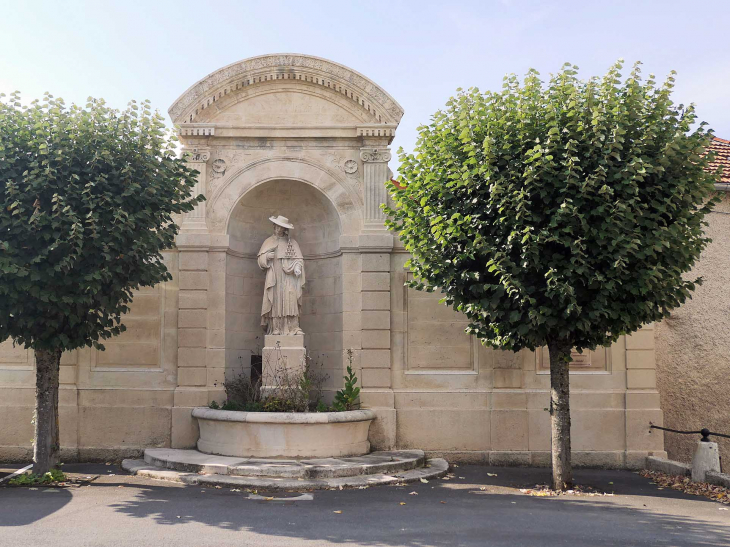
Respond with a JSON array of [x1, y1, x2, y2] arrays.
[[360, 148, 392, 163], [183, 147, 212, 164]]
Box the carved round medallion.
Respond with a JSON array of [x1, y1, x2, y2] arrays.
[[344, 159, 358, 174], [212, 158, 227, 174]]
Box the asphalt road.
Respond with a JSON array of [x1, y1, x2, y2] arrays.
[[1, 464, 729, 547]]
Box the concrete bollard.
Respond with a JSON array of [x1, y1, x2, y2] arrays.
[[692, 441, 721, 482]]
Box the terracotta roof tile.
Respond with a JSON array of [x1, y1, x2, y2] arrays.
[[706, 137, 730, 184]]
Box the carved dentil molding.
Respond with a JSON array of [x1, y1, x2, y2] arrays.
[[179, 126, 215, 137]]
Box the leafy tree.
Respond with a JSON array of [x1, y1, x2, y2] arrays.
[[385, 61, 719, 490], [0, 93, 202, 474]]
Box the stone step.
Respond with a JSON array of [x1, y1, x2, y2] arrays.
[[122, 457, 449, 491], [143, 448, 426, 479]]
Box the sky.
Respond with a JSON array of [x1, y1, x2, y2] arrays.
[[2, 0, 729, 171]]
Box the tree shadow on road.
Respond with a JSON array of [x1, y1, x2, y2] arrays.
[[104, 477, 730, 547], [0, 486, 73, 527]]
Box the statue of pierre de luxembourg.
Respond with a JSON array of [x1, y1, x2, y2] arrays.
[[257, 216, 306, 335]]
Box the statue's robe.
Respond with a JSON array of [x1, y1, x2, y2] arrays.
[[257, 235, 305, 335]]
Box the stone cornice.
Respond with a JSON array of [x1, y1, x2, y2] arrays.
[[169, 54, 404, 127]]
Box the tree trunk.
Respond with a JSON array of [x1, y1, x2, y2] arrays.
[[33, 348, 62, 475], [548, 340, 572, 491]]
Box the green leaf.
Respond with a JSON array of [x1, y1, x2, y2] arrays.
[[382, 59, 718, 356]]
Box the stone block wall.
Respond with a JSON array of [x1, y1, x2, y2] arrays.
[[0, 252, 180, 462], [381, 247, 665, 467], [0, 53, 672, 467]]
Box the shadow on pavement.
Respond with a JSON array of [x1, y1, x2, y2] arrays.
[[0, 486, 73, 527], [101, 469, 730, 547], [3, 465, 729, 546], [0, 462, 120, 526]]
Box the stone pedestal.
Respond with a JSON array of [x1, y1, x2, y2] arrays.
[[262, 334, 306, 393], [692, 441, 721, 482]]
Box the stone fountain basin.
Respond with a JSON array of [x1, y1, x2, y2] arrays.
[[192, 408, 376, 458]]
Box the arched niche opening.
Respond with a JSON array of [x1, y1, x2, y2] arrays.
[[225, 179, 343, 397]]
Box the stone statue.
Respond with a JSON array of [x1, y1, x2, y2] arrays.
[[257, 216, 305, 335]]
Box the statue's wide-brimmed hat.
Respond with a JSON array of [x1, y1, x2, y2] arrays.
[[269, 215, 294, 229]]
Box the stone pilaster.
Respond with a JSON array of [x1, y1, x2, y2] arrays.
[[357, 234, 396, 449], [360, 148, 392, 229], [181, 147, 210, 233], [624, 323, 666, 466], [171, 234, 229, 448]]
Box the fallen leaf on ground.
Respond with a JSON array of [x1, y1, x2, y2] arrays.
[[440, 501, 446, 504], [409, 491, 418, 495], [399, 502, 406, 505], [640, 470, 730, 506], [519, 484, 613, 497], [333, 510, 342, 514], [420, 478, 428, 483], [487, 473, 498, 477]]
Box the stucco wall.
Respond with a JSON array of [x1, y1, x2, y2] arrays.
[[655, 192, 730, 467]]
